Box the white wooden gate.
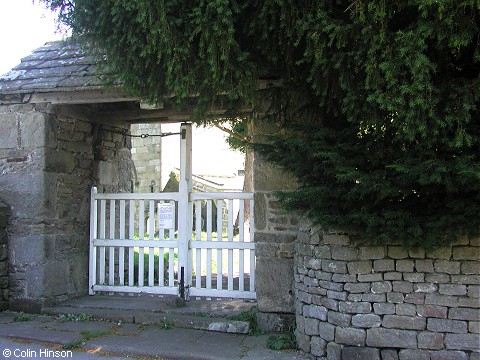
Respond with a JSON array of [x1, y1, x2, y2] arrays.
[[89, 124, 256, 299]]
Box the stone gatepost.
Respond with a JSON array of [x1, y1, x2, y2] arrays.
[[0, 201, 9, 310], [251, 116, 300, 331]]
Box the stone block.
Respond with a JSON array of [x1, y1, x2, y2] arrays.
[[462, 261, 480, 274], [315, 245, 332, 259], [430, 351, 469, 360], [453, 246, 480, 260], [328, 311, 351, 326], [359, 246, 385, 259], [382, 315, 426, 330], [347, 261, 372, 274], [416, 305, 448, 319], [387, 292, 405, 304], [318, 321, 335, 341], [393, 281, 414, 293], [0, 113, 18, 148], [374, 259, 395, 272], [335, 327, 366, 346], [444, 334, 479, 351], [439, 284, 467, 296], [434, 260, 461, 274], [469, 321, 480, 333], [449, 308, 479, 321], [381, 350, 399, 360], [425, 274, 450, 283], [396, 260, 415, 272], [403, 273, 425, 282], [366, 328, 418, 349], [468, 285, 480, 298], [332, 274, 356, 283], [427, 318, 467, 333], [323, 234, 350, 245], [451, 274, 480, 285], [395, 303, 416, 316], [373, 302, 395, 315], [307, 258, 322, 270], [415, 260, 434, 272], [338, 301, 371, 314], [305, 317, 320, 336], [384, 272, 403, 280], [319, 280, 343, 291], [413, 283, 438, 293], [310, 336, 326, 357], [361, 293, 386, 302], [342, 346, 379, 360], [296, 332, 311, 353], [256, 257, 294, 313], [417, 331, 444, 350], [426, 247, 452, 260], [344, 283, 370, 293], [404, 293, 425, 305], [304, 305, 328, 320], [398, 349, 430, 360], [331, 246, 358, 261], [326, 342, 342, 360], [425, 294, 459, 307], [371, 281, 393, 293], [327, 290, 348, 301], [388, 247, 409, 259], [322, 260, 347, 274], [358, 273, 383, 282], [408, 248, 426, 259], [352, 314, 381, 328], [320, 297, 339, 311]]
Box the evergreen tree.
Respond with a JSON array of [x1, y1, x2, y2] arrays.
[[44, 0, 480, 247]]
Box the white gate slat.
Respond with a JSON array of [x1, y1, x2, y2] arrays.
[[109, 199, 115, 285], [250, 198, 255, 291], [119, 200, 125, 286], [216, 199, 223, 290], [238, 200, 245, 292], [89, 187, 98, 295], [157, 202, 164, 286], [148, 200, 155, 286], [195, 200, 202, 289], [99, 199, 106, 285], [138, 200, 145, 287], [206, 200, 212, 289], [227, 199, 234, 291], [128, 199, 135, 286]]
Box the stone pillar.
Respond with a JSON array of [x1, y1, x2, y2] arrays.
[[251, 115, 299, 330], [130, 123, 162, 192]]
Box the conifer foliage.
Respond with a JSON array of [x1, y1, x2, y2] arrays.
[[45, 0, 480, 246]]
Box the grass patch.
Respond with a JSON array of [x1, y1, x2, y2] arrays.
[[57, 313, 94, 322], [62, 329, 112, 350], [228, 308, 263, 336], [267, 325, 296, 351], [13, 314, 34, 322], [158, 320, 174, 330]]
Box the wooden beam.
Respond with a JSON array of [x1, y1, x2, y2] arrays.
[[29, 89, 139, 105]]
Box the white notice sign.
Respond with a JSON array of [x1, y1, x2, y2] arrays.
[[158, 203, 174, 229]]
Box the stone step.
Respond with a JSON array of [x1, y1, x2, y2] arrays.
[[42, 295, 254, 334]]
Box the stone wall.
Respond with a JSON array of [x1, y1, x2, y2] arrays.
[[0, 202, 8, 310], [0, 103, 134, 311], [295, 228, 480, 359]]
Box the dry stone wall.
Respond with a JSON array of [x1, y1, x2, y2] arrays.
[[0, 202, 8, 310], [295, 228, 480, 359]]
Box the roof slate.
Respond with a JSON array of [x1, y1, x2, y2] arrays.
[[0, 40, 112, 95]]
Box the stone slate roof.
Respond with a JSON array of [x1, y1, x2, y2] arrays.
[[0, 40, 110, 95]]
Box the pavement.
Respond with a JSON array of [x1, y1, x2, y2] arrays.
[[0, 295, 309, 359]]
